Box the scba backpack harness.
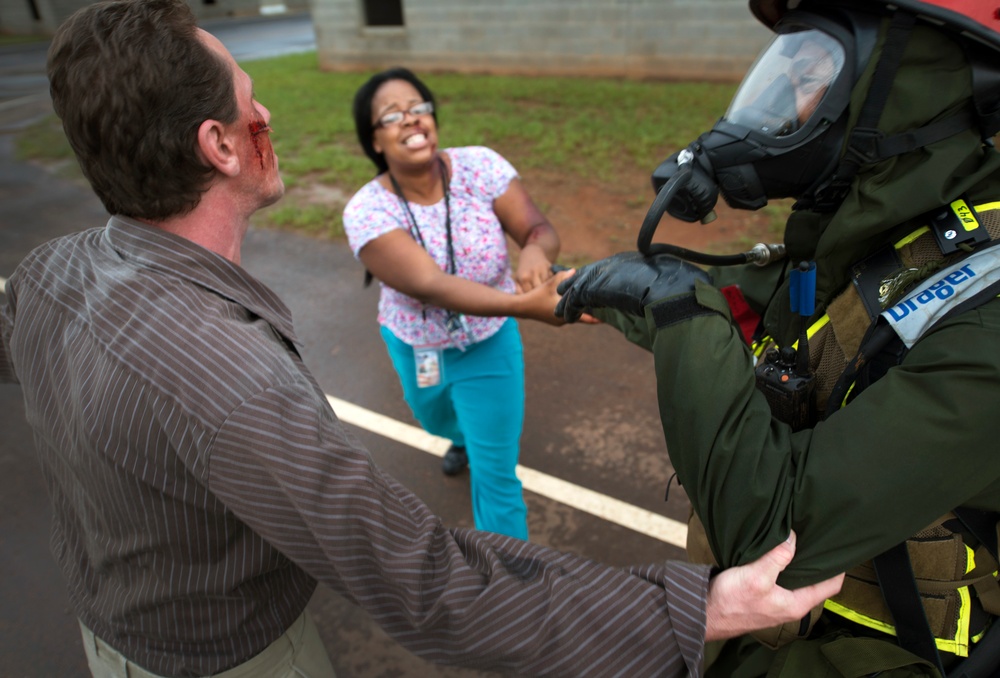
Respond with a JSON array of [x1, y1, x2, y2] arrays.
[[754, 199, 1000, 676]]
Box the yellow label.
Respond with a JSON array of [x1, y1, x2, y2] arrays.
[[951, 199, 981, 232]]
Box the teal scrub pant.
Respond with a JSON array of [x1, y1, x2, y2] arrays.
[[380, 318, 528, 540]]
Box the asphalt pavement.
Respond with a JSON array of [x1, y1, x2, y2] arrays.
[[0, 14, 691, 677]]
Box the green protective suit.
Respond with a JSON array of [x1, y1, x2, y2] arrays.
[[599, 21, 1000, 678]]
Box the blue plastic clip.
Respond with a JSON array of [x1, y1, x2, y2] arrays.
[[790, 261, 816, 317]]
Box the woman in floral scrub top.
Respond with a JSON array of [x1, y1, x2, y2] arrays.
[[343, 68, 573, 540]]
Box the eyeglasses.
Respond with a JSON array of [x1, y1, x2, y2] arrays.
[[375, 101, 434, 128]]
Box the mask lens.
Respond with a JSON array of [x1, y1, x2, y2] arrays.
[[725, 29, 845, 138]]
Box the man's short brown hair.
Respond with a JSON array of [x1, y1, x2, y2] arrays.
[[47, 0, 238, 220]]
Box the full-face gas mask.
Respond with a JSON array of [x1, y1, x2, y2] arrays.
[[637, 8, 879, 264]]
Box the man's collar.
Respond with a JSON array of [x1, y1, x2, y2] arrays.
[[104, 216, 300, 346]]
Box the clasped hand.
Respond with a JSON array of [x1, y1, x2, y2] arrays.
[[554, 251, 710, 322]]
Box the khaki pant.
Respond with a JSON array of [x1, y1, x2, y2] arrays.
[[79, 611, 336, 678]]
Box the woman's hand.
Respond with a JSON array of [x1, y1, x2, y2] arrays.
[[515, 270, 601, 326], [514, 243, 555, 293]]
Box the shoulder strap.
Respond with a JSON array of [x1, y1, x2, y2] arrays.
[[872, 543, 946, 674]]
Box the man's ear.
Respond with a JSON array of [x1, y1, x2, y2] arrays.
[[197, 119, 240, 177]]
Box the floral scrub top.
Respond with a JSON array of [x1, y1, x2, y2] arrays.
[[343, 146, 519, 349]]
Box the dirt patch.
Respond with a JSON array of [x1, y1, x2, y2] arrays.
[[520, 165, 784, 265]]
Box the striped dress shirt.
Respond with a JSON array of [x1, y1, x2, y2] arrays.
[[0, 216, 708, 677]]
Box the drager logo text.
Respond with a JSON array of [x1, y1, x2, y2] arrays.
[[886, 264, 976, 321]]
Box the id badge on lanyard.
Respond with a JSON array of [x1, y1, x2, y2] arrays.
[[413, 311, 470, 388], [414, 346, 442, 388]]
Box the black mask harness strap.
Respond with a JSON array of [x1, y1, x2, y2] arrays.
[[812, 10, 916, 211], [810, 10, 980, 213]]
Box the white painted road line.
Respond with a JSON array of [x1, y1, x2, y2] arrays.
[[327, 395, 452, 457], [327, 395, 688, 548]]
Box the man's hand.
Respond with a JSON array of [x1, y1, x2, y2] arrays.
[[704, 531, 844, 641], [554, 251, 710, 322]]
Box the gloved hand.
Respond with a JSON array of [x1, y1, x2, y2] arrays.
[[667, 158, 720, 224], [555, 251, 711, 322]]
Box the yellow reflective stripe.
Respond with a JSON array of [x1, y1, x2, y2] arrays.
[[932, 582, 972, 657], [974, 200, 1000, 213], [791, 315, 830, 351], [840, 383, 855, 409], [825, 544, 978, 657], [894, 226, 930, 249], [940, 544, 977, 657], [824, 598, 897, 635], [809, 315, 831, 338], [754, 315, 831, 356], [825, 590, 974, 657], [752, 336, 771, 359]]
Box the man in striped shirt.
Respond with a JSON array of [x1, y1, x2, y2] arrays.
[[0, 1, 842, 676]]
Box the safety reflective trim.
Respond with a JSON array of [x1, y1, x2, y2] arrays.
[[840, 382, 855, 409], [939, 585, 972, 657], [894, 225, 931, 249], [791, 314, 830, 351], [753, 314, 831, 357], [825, 590, 974, 657], [946, 544, 979, 658], [825, 544, 979, 658], [964, 543, 1000, 648], [824, 598, 898, 635], [752, 336, 771, 359]]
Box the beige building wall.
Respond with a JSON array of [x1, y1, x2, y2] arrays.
[[0, 0, 310, 35], [311, 0, 771, 82]]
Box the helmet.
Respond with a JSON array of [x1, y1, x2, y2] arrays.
[[749, 0, 1000, 141], [645, 0, 1000, 240], [649, 2, 881, 223], [751, 0, 1000, 52]]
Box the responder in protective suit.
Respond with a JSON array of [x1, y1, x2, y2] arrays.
[[556, 1, 1000, 676]]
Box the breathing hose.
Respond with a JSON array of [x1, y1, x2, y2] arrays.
[[635, 160, 786, 267]]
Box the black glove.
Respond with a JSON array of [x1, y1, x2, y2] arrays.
[[555, 251, 711, 322], [667, 160, 720, 224]]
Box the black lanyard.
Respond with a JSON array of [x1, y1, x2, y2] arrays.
[[388, 155, 456, 276]]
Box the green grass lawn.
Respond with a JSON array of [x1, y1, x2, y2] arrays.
[[17, 51, 739, 239], [0, 34, 48, 46]]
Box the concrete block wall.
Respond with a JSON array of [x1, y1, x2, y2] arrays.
[[0, 0, 311, 35], [191, 0, 312, 20], [0, 0, 43, 34], [312, 0, 772, 82], [0, 0, 65, 34]]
